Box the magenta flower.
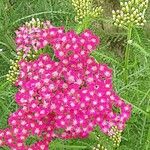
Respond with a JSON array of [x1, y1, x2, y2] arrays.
[[0, 21, 132, 150]]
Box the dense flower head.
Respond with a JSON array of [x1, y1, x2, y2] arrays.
[[15, 24, 61, 53], [1, 21, 132, 150], [6, 59, 20, 83], [72, 0, 103, 23], [92, 144, 107, 150], [15, 21, 99, 57], [112, 0, 148, 27]]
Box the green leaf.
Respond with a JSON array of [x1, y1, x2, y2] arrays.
[[130, 42, 150, 56]]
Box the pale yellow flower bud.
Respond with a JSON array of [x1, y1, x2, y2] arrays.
[[112, 0, 148, 27]]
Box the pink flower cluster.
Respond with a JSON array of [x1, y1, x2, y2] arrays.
[[0, 22, 131, 150], [15, 20, 54, 53]]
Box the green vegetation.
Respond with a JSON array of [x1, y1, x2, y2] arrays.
[[0, 0, 150, 149]]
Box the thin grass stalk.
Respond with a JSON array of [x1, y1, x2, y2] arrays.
[[124, 26, 132, 84]]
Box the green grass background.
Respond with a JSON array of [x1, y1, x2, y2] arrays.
[[0, 0, 150, 150]]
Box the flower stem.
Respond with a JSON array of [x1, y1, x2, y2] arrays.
[[75, 16, 91, 34], [124, 26, 132, 85]]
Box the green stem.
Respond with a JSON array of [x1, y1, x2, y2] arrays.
[[75, 16, 92, 34], [124, 26, 132, 84]]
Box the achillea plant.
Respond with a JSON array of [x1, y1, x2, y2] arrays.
[[72, 0, 103, 23], [0, 19, 131, 150], [112, 0, 148, 27], [6, 58, 20, 84], [72, 0, 103, 34], [108, 126, 122, 147], [112, 0, 149, 84], [93, 144, 107, 150]]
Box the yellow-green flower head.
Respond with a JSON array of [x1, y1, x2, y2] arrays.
[[92, 144, 107, 150], [72, 0, 103, 23], [6, 59, 20, 84], [112, 0, 149, 27], [108, 126, 122, 147], [6, 49, 42, 84], [6, 51, 24, 84], [25, 18, 43, 28]]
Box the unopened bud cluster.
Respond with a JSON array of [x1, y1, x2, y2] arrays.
[[6, 49, 39, 84], [92, 144, 107, 150], [112, 0, 149, 27], [25, 49, 39, 60], [25, 18, 53, 29], [25, 18, 43, 28], [6, 52, 23, 83], [72, 0, 103, 23], [109, 126, 122, 147]]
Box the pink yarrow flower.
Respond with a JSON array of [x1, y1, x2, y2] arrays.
[[0, 21, 132, 150]]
